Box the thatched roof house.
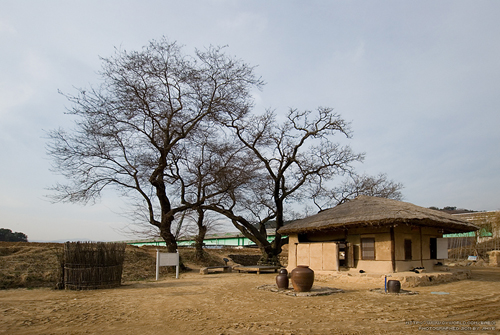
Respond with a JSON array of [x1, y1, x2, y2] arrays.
[[280, 195, 479, 235], [279, 196, 479, 274]]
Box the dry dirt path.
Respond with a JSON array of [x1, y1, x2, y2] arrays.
[[1, 267, 500, 334]]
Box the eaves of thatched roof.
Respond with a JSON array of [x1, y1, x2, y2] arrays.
[[278, 195, 479, 235]]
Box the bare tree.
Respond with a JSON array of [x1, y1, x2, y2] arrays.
[[326, 173, 404, 206], [178, 209, 225, 260], [204, 107, 364, 264], [47, 38, 263, 252], [171, 127, 258, 259]]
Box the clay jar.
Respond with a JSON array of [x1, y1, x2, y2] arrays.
[[387, 280, 401, 293], [291, 265, 314, 292], [276, 268, 289, 289]]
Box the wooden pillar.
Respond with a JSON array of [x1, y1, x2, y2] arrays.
[[420, 226, 424, 267], [346, 242, 354, 268], [390, 226, 396, 272]]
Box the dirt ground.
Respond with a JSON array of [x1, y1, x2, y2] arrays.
[[1, 267, 499, 335]]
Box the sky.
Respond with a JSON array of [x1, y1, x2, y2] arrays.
[[1, 1, 499, 242]]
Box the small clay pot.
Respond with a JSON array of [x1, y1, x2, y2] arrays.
[[387, 280, 401, 293], [291, 265, 314, 292], [276, 268, 289, 289]]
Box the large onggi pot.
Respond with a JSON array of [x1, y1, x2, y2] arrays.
[[387, 280, 401, 293], [291, 265, 314, 292]]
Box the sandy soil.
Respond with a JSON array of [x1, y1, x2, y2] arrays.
[[1, 267, 500, 335]]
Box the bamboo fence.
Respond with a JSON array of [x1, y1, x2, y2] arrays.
[[62, 242, 126, 290]]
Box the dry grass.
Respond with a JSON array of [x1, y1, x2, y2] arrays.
[[0, 242, 62, 289], [0, 242, 278, 289]]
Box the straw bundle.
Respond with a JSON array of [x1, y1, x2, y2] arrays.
[[63, 242, 126, 290]]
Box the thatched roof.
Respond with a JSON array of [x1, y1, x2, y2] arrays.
[[278, 195, 479, 235]]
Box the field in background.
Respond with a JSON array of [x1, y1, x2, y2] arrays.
[[0, 242, 269, 289]]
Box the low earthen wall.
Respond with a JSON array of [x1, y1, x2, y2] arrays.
[[315, 269, 471, 288]]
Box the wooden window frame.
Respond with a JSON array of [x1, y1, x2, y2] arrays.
[[361, 238, 375, 260]]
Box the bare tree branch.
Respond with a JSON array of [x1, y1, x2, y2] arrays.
[[47, 38, 263, 252]]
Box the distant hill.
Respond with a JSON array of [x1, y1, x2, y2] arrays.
[[428, 206, 477, 214]]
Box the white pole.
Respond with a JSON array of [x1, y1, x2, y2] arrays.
[[176, 250, 179, 279], [156, 249, 160, 281]]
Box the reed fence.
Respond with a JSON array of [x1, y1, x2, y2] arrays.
[[447, 237, 500, 262], [62, 242, 126, 290]]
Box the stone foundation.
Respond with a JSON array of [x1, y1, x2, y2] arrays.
[[315, 268, 471, 288], [257, 284, 344, 297]]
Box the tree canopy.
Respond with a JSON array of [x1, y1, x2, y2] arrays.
[[0, 229, 28, 242], [47, 37, 403, 262], [47, 38, 263, 252], [199, 107, 364, 263]]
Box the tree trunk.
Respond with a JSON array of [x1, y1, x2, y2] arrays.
[[259, 192, 284, 266], [234, 223, 280, 266], [160, 226, 178, 253], [258, 244, 281, 266], [194, 209, 208, 261], [151, 167, 179, 253]]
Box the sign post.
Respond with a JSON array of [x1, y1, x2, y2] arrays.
[[156, 249, 180, 280]]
